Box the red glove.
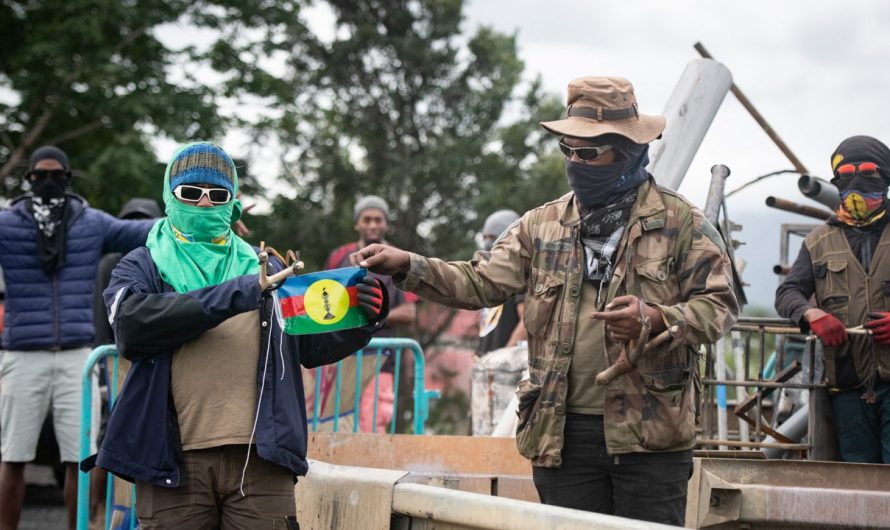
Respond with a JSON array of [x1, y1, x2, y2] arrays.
[[356, 276, 385, 322], [810, 314, 848, 346], [865, 312, 890, 345]]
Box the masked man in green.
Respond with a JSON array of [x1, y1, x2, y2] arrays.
[[83, 142, 387, 529]]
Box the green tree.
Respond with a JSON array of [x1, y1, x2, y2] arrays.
[[243, 0, 565, 270], [0, 0, 306, 213]]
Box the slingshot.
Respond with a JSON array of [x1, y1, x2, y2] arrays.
[[258, 242, 305, 290], [595, 298, 680, 386]]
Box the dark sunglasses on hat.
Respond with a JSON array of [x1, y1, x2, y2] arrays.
[[28, 169, 70, 180], [173, 184, 232, 204], [835, 162, 880, 179], [558, 140, 613, 161]]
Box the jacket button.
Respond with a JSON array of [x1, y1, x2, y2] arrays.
[[656, 270, 667, 281], [165, 479, 172, 485], [261, 321, 268, 327], [555, 405, 566, 415], [569, 286, 580, 298], [561, 343, 571, 353]]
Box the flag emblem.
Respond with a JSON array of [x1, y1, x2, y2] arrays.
[[305, 279, 349, 324], [276, 267, 369, 335]]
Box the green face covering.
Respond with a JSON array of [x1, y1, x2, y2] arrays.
[[145, 142, 258, 293]]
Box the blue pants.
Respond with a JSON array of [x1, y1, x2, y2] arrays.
[[830, 381, 890, 463]]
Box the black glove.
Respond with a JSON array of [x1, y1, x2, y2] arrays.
[[357, 276, 385, 322]]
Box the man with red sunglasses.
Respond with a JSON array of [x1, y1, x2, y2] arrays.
[[776, 135, 890, 463]]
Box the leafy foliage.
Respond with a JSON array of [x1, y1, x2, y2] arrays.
[[0, 0, 303, 213], [0, 0, 566, 263], [240, 1, 567, 268]]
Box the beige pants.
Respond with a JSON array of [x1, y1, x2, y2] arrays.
[[135, 445, 297, 529], [0, 348, 99, 462]]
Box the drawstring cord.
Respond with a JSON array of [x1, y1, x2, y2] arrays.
[[240, 303, 274, 496], [275, 300, 287, 381]]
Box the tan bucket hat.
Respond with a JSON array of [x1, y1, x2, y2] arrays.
[[540, 76, 666, 144]]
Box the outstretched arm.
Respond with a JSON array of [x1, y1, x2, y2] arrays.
[[352, 215, 530, 310]]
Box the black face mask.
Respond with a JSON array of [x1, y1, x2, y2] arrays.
[[565, 143, 650, 211], [565, 159, 625, 211], [30, 176, 68, 200]]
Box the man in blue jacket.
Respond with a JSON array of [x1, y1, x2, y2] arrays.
[[0, 146, 156, 530], [87, 142, 387, 529]]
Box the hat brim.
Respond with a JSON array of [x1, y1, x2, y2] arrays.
[[540, 114, 666, 144]]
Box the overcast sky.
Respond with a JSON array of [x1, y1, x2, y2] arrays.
[[458, 0, 890, 308]]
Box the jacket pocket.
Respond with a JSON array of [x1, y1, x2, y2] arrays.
[[516, 372, 567, 462], [515, 378, 541, 434], [634, 257, 676, 304], [523, 267, 564, 338], [882, 281, 890, 310], [816, 260, 849, 296], [639, 366, 695, 450]]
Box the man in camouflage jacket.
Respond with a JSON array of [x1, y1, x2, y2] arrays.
[[354, 76, 739, 525]]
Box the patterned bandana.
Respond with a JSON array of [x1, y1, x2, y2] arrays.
[[835, 190, 887, 227], [30, 196, 66, 237], [579, 188, 638, 290]]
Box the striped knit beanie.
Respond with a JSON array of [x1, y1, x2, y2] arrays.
[[168, 142, 236, 195]]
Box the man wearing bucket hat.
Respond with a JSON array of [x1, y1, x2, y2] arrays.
[[83, 142, 388, 529], [776, 135, 890, 463], [352, 77, 738, 524]]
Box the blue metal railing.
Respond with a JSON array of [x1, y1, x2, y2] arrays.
[[77, 345, 135, 530], [77, 338, 438, 530], [307, 337, 440, 435]]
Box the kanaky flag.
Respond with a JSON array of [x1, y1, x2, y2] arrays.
[[275, 267, 369, 335]]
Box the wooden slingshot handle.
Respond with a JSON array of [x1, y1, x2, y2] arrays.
[[594, 298, 680, 386], [258, 242, 304, 290]]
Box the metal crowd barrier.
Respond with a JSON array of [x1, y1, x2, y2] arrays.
[[77, 338, 437, 530], [697, 316, 826, 457], [307, 337, 440, 435], [77, 344, 132, 530]]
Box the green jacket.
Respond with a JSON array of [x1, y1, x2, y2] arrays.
[[399, 178, 739, 467]]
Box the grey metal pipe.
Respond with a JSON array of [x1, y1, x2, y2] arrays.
[[798, 175, 840, 210], [648, 59, 733, 191], [703, 164, 731, 225], [762, 405, 809, 459], [766, 196, 832, 221], [392, 482, 676, 529]]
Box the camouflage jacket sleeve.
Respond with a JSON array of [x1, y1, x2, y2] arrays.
[[651, 207, 739, 347], [397, 216, 531, 310]]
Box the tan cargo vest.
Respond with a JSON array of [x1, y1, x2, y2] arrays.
[[804, 223, 890, 388]]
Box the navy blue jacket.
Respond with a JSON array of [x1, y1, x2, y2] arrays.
[[86, 247, 384, 487], [0, 195, 155, 350]]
